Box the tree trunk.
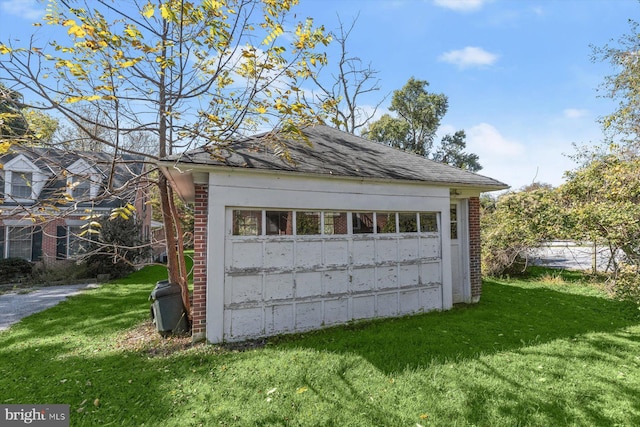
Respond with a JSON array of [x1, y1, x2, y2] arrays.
[[159, 174, 191, 318]]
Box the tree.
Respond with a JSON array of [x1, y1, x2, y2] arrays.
[[592, 19, 640, 148], [431, 130, 481, 172], [0, 0, 331, 321], [365, 77, 482, 171], [561, 154, 640, 269], [310, 14, 385, 134], [367, 77, 447, 156], [0, 83, 28, 141]]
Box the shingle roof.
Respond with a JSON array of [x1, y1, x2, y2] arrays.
[[0, 146, 145, 208], [165, 125, 508, 191]]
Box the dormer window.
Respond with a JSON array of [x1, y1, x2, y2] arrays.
[[11, 172, 32, 199], [2, 154, 46, 202], [70, 176, 91, 200], [66, 159, 99, 202]]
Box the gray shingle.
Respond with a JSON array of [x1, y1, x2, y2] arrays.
[[166, 125, 509, 190]]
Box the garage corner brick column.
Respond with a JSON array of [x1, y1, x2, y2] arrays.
[[191, 183, 208, 342], [469, 196, 482, 302]]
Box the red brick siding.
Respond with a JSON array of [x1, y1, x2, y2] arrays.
[[469, 197, 482, 301], [191, 184, 208, 339]]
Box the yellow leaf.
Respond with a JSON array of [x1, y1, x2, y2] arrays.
[[86, 95, 101, 101], [0, 44, 12, 54], [296, 387, 308, 394], [68, 25, 86, 38], [142, 3, 154, 18], [160, 4, 170, 19]]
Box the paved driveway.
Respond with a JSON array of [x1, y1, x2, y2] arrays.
[[0, 283, 98, 331], [529, 241, 620, 272]]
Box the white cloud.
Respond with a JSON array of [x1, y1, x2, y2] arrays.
[[438, 46, 499, 69], [466, 123, 524, 158], [563, 108, 589, 119], [1, 0, 44, 20], [433, 0, 490, 12]]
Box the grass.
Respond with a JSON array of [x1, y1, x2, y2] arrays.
[[1, 266, 640, 426]]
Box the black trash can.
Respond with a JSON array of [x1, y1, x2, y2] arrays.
[[149, 280, 189, 336]]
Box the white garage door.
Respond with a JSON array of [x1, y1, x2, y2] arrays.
[[223, 209, 443, 341]]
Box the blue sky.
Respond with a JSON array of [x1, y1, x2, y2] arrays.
[[1, 0, 638, 190]]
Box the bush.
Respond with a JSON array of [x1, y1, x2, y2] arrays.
[[85, 214, 150, 279], [609, 263, 640, 308], [0, 258, 34, 283]]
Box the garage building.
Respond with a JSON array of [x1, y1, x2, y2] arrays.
[[159, 125, 508, 343]]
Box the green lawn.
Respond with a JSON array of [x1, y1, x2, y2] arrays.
[[1, 266, 639, 426]]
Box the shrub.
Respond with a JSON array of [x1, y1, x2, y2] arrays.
[[0, 258, 34, 283], [609, 262, 640, 307], [85, 214, 150, 279]]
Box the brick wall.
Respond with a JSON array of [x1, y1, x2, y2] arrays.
[[191, 183, 208, 341], [468, 196, 482, 302]]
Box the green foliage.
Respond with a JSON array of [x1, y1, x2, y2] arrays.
[[592, 19, 640, 147], [481, 186, 568, 276], [431, 130, 482, 172], [561, 154, 640, 265], [365, 77, 481, 171], [609, 263, 640, 308], [367, 77, 447, 156], [0, 83, 28, 140], [85, 215, 150, 279], [0, 258, 33, 283]]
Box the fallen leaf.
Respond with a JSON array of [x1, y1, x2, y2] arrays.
[[267, 387, 277, 395], [94, 399, 100, 407], [296, 387, 308, 394]]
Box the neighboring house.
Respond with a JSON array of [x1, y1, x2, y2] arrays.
[[0, 146, 151, 264], [159, 125, 508, 343]]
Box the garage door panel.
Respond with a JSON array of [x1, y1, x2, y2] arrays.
[[264, 241, 294, 269], [295, 240, 323, 268], [225, 274, 263, 304], [376, 239, 398, 263], [420, 236, 440, 258], [265, 304, 294, 334], [324, 240, 349, 265], [352, 239, 375, 265], [229, 241, 263, 269], [324, 269, 350, 295], [398, 237, 420, 261], [376, 265, 398, 290], [264, 272, 294, 300], [352, 267, 375, 293], [295, 271, 323, 298]]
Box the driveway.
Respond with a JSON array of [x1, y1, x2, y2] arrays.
[[0, 283, 98, 331]]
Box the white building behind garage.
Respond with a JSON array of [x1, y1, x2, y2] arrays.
[[159, 125, 508, 343]]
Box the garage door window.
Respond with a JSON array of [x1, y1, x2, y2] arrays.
[[323, 212, 348, 235], [296, 211, 321, 235], [376, 213, 396, 233], [232, 209, 439, 236], [352, 212, 374, 234], [420, 213, 438, 232], [266, 211, 293, 235], [233, 210, 262, 236]]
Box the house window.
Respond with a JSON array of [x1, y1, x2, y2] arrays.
[[233, 210, 262, 236], [352, 212, 374, 234], [398, 213, 418, 233], [266, 211, 292, 235], [376, 213, 396, 233], [71, 178, 91, 200], [11, 172, 32, 199], [8, 227, 32, 260], [323, 212, 348, 235], [419, 213, 438, 232], [296, 211, 321, 235]]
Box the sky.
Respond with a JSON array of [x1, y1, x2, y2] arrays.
[[1, 0, 639, 191]]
